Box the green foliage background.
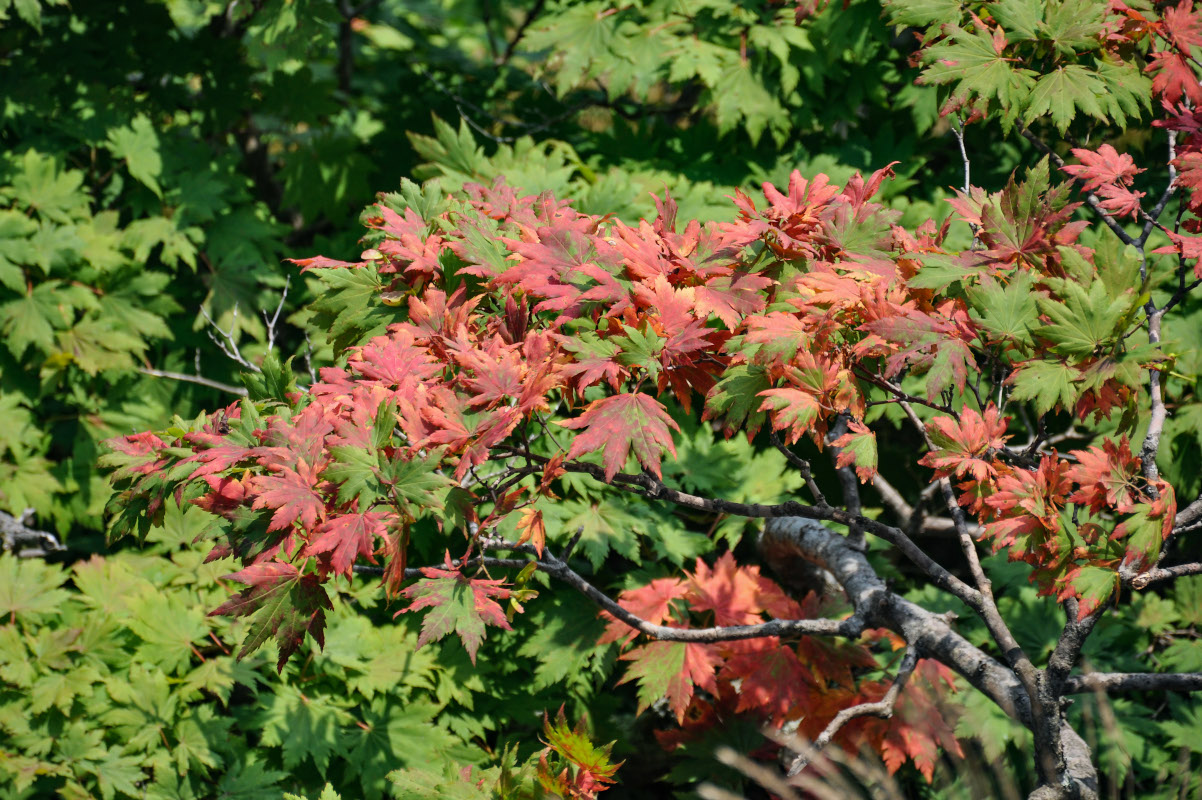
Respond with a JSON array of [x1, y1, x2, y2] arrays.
[[2, 0, 1201, 797]]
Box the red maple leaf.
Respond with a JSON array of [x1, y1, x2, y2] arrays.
[[1161, 0, 1202, 50], [723, 640, 814, 725], [686, 551, 777, 626], [1147, 50, 1202, 107], [249, 461, 327, 532], [919, 405, 1009, 483], [302, 510, 391, 577], [694, 271, 772, 329], [1060, 145, 1145, 191], [1066, 437, 1142, 514], [287, 255, 364, 271], [558, 393, 680, 481]]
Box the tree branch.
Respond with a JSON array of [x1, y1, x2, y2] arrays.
[[137, 368, 248, 397], [491, 448, 984, 609], [871, 472, 976, 536], [355, 542, 864, 643], [762, 517, 1098, 799], [1064, 672, 1202, 694], [1131, 561, 1202, 588], [0, 509, 64, 558]]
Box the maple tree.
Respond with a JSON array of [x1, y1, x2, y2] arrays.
[[85, 0, 1202, 798]]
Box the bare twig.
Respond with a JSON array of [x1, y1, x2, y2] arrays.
[[200, 304, 260, 372], [137, 368, 249, 397], [263, 275, 290, 353], [771, 431, 829, 508], [1130, 562, 1202, 588]]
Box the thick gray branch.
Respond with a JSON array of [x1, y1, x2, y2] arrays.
[[1065, 672, 1202, 694], [0, 510, 63, 558]]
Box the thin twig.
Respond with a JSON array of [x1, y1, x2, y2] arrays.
[[137, 368, 248, 397]]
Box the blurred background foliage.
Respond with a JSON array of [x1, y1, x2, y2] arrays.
[[2, 0, 1200, 798]]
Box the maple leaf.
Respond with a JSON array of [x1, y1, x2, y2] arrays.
[[538, 707, 623, 799], [1066, 437, 1141, 514], [919, 405, 1010, 483], [401, 555, 513, 663], [617, 639, 721, 723], [287, 255, 364, 271], [686, 551, 779, 626], [558, 393, 680, 481], [558, 331, 626, 391], [1147, 50, 1202, 107], [249, 462, 327, 532], [302, 510, 390, 578], [983, 455, 1072, 561], [210, 562, 332, 671], [1059, 565, 1118, 619], [723, 641, 814, 725], [514, 507, 547, 556], [831, 420, 878, 482], [1061, 145, 1144, 191], [1152, 231, 1202, 279], [693, 271, 772, 329], [1162, 0, 1202, 49]]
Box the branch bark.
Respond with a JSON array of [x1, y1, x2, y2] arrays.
[[0, 510, 64, 558], [1064, 672, 1202, 694]]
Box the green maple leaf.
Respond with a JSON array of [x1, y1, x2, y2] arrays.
[[377, 448, 452, 516], [1069, 565, 1117, 618], [616, 639, 719, 721], [1093, 55, 1153, 128], [524, 4, 618, 97], [126, 589, 210, 675], [401, 562, 512, 664], [0, 280, 72, 358], [106, 115, 163, 197], [1036, 279, 1130, 358], [919, 26, 1037, 131], [1040, 0, 1105, 55], [252, 684, 349, 771], [991, 0, 1042, 41], [0, 553, 71, 626], [883, 0, 964, 28], [613, 324, 665, 379], [832, 422, 878, 482], [1023, 66, 1108, 133], [968, 271, 1041, 347], [325, 445, 380, 505], [7, 149, 86, 223], [1009, 359, 1081, 415], [704, 363, 770, 438]]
